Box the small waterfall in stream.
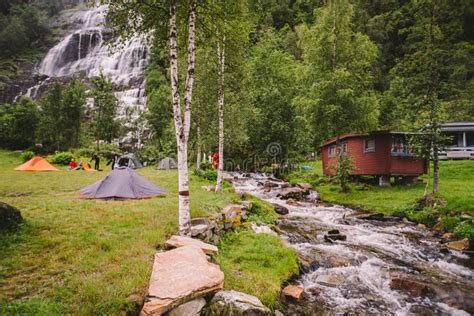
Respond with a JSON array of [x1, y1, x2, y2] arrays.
[[229, 173, 474, 315], [17, 3, 149, 122]]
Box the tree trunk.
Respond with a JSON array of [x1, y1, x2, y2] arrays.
[[169, 0, 197, 236], [196, 124, 201, 169], [433, 143, 439, 193], [215, 38, 225, 193]]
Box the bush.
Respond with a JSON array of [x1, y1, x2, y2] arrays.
[[454, 222, 474, 244], [51, 152, 74, 165], [193, 168, 217, 181], [441, 216, 461, 232], [247, 198, 277, 225], [73, 148, 94, 159], [20, 151, 34, 162]]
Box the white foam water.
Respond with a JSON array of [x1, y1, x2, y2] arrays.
[[229, 173, 474, 314]]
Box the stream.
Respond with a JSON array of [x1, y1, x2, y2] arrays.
[[228, 173, 474, 315]]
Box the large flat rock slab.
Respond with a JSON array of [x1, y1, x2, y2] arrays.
[[141, 246, 224, 315], [165, 235, 218, 255]]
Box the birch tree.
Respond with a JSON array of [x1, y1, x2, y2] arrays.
[[104, 0, 198, 235]]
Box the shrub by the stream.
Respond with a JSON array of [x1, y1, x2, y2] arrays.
[[193, 168, 217, 181], [441, 216, 461, 232], [247, 197, 277, 225], [454, 223, 474, 244], [19, 151, 34, 162], [50, 152, 74, 165]]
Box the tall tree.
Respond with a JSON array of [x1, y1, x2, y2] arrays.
[[61, 77, 86, 149], [298, 0, 379, 190], [104, 0, 198, 235], [90, 74, 119, 150], [384, 0, 473, 193], [38, 80, 62, 150]]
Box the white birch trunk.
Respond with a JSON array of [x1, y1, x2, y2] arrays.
[[196, 124, 201, 169], [215, 38, 225, 192], [169, 0, 197, 236]]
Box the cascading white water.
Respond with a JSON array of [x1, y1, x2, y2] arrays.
[[229, 173, 474, 315], [37, 4, 149, 111]]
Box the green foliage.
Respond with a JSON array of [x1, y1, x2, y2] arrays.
[[37, 78, 86, 152], [441, 216, 461, 232], [0, 97, 39, 150], [297, 0, 379, 147], [90, 74, 120, 149], [454, 222, 474, 244], [246, 197, 277, 225], [19, 150, 34, 162], [50, 152, 74, 165], [217, 230, 299, 308], [193, 168, 217, 181]]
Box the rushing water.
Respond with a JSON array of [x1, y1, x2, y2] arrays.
[[18, 3, 149, 116], [229, 173, 474, 315]]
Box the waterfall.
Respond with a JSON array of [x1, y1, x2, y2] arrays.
[[11, 3, 148, 116]]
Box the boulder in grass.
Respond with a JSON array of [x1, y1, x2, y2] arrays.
[[141, 246, 224, 315], [168, 297, 206, 316], [165, 235, 218, 255], [0, 202, 23, 231], [207, 290, 271, 315]]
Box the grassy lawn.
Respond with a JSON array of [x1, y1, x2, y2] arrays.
[[0, 150, 240, 314], [217, 230, 298, 309], [288, 159, 474, 241]]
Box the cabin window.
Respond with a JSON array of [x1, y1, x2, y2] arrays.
[[391, 135, 412, 156], [342, 142, 348, 155], [364, 138, 375, 153], [328, 145, 337, 157]]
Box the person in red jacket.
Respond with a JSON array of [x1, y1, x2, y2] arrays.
[[212, 152, 219, 169], [68, 159, 77, 170]]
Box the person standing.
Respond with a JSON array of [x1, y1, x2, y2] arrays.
[[107, 154, 118, 170], [90, 153, 100, 171], [212, 152, 219, 169]]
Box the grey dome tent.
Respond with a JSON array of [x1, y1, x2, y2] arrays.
[[80, 167, 166, 199], [117, 154, 143, 169], [155, 157, 177, 170]]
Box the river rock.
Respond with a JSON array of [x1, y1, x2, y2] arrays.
[[277, 187, 309, 200], [0, 202, 23, 231], [324, 230, 347, 242], [417, 223, 427, 229], [168, 297, 206, 316], [286, 198, 300, 206], [433, 221, 445, 233], [251, 223, 277, 236], [315, 275, 343, 287], [207, 290, 271, 315], [165, 235, 218, 255], [446, 238, 470, 251], [390, 277, 431, 297], [441, 232, 455, 241], [141, 246, 224, 315], [273, 203, 289, 215], [297, 183, 313, 191], [281, 285, 305, 301]]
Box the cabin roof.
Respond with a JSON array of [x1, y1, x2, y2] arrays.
[[320, 130, 416, 147], [441, 122, 474, 132]]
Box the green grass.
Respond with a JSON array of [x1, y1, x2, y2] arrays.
[[288, 159, 474, 241], [216, 230, 299, 309], [0, 150, 240, 314]]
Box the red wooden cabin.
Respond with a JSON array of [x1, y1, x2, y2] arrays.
[[320, 131, 428, 186]]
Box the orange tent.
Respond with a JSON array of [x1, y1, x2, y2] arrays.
[[15, 156, 59, 172]]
